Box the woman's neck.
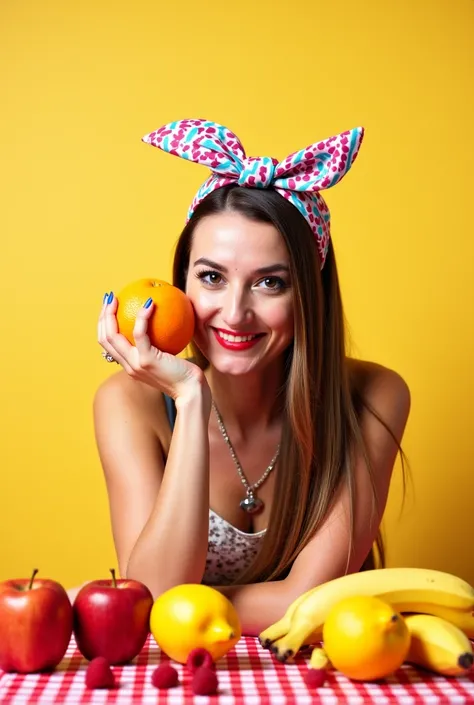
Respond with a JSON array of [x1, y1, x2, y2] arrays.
[[205, 360, 285, 443]]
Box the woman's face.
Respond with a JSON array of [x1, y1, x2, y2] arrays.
[[185, 211, 294, 376]]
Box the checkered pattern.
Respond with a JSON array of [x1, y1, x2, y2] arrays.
[[1, 635, 473, 704]]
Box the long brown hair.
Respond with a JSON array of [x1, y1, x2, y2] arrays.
[[173, 185, 408, 582]]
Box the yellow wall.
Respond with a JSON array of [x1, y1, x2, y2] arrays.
[[1, 0, 473, 589]]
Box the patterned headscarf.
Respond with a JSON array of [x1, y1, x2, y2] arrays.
[[142, 119, 364, 269]]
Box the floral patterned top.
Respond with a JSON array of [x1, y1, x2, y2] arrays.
[[163, 394, 266, 585], [203, 509, 266, 585]]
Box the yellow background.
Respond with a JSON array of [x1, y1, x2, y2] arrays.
[[1, 0, 473, 590]]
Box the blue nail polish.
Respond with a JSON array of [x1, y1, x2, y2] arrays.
[[144, 297, 153, 309], [107, 292, 114, 304], [103, 292, 108, 303]]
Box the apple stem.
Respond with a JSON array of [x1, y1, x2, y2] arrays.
[[28, 568, 39, 590], [110, 568, 117, 588]]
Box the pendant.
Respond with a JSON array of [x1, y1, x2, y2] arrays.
[[240, 492, 264, 514]]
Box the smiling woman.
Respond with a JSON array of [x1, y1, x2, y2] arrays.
[[184, 211, 295, 379], [191, 252, 290, 354], [91, 119, 411, 635]]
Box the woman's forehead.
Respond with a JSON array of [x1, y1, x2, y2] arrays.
[[190, 212, 289, 263]]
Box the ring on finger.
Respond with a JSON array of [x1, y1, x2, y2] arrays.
[[101, 350, 119, 364]]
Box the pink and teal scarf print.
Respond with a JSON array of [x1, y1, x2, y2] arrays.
[[142, 119, 364, 269]]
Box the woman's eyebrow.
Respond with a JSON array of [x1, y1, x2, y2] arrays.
[[193, 257, 290, 275]]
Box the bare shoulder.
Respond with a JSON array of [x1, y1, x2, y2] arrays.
[[347, 357, 411, 441], [94, 369, 161, 414], [93, 371, 171, 444]]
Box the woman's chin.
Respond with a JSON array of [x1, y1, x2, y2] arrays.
[[203, 349, 261, 376]]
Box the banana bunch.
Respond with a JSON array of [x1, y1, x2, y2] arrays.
[[258, 567, 474, 664], [404, 614, 473, 676]]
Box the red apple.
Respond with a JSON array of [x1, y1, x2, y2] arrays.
[[73, 569, 153, 665], [0, 569, 73, 673]]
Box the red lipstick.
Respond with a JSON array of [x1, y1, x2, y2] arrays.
[[212, 328, 264, 351]]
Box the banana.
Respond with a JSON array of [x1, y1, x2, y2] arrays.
[[258, 586, 320, 648], [262, 568, 474, 662], [404, 614, 474, 676], [310, 646, 330, 670], [402, 605, 474, 639]]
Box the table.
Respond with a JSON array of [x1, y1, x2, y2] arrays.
[[1, 635, 473, 704]]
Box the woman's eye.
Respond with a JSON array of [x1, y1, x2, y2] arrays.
[[195, 269, 223, 285], [194, 270, 287, 291], [257, 276, 286, 291]]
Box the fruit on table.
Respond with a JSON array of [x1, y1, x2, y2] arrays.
[[401, 603, 474, 639], [149, 584, 241, 664], [192, 667, 219, 695], [0, 569, 73, 673], [310, 645, 330, 670], [259, 567, 474, 661], [116, 278, 195, 354], [73, 569, 153, 665], [322, 595, 411, 681], [259, 585, 323, 649], [404, 613, 474, 676], [151, 663, 179, 689], [85, 657, 115, 689], [186, 647, 216, 672], [304, 668, 327, 688]]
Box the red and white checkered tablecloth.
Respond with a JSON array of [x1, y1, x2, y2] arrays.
[[1, 635, 473, 704]]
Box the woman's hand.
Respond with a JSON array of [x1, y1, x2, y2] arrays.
[[98, 292, 209, 403]]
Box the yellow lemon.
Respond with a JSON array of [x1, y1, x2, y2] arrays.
[[149, 584, 241, 664], [322, 595, 411, 681]]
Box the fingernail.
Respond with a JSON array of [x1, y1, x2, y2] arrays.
[[103, 292, 108, 303], [107, 292, 114, 304], [144, 297, 153, 309]]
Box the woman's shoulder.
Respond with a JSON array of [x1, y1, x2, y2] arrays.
[[347, 357, 411, 431], [347, 357, 410, 413], [93, 371, 171, 443]]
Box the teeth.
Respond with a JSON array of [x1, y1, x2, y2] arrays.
[[218, 331, 258, 343]]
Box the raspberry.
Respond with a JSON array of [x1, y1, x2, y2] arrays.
[[85, 657, 115, 689], [151, 663, 179, 689], [186, 647, 215, 672], [304, 668, 327, 688], [192, 666, 219, 695]]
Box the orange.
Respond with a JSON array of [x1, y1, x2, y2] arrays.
[[149, 584, 241, 664], [322, 595, 411, 681], [116, 278, 195, 355]]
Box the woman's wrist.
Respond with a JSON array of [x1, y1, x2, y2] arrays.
[[175, 373, 211, 415]]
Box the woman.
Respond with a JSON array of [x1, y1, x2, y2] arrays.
[[93, 120, 410, 635]]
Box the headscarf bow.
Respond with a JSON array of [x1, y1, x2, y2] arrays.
[[142, 119, 364, 269]]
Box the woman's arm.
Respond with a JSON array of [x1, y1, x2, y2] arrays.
[[93, 371, 211, 597], [217, 366, 411, 635]]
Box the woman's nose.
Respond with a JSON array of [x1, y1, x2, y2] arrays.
[[221, 287, 252, 327]]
